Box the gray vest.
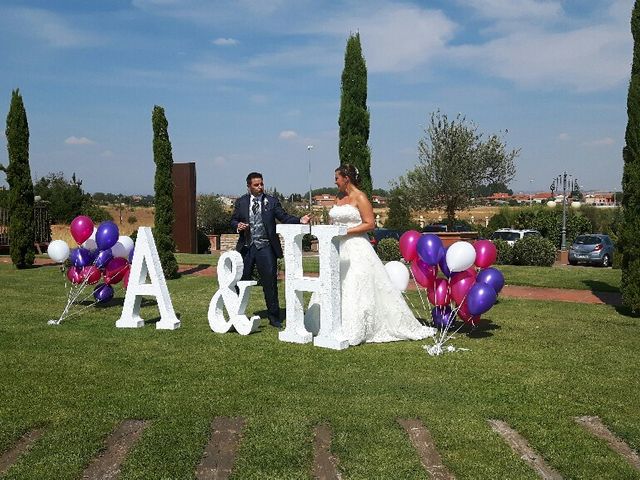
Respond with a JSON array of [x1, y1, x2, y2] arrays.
[[250, 197, 269, 250]]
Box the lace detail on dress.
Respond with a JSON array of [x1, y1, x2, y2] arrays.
[[314, 204, 435, 345]]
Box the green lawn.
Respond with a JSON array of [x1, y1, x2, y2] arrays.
[[0, 263, 638, 479], [499, 264, 621, 292]]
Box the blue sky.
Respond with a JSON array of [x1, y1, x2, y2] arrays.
[[0, 0, 632, 196]]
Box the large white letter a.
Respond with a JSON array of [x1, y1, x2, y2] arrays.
[[116, 227, 180, 330]]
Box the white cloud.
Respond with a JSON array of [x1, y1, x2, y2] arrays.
[[557, 133, 570, 141], [308, 5, 456, 73], [65, 136, 95, 145], [100, 150, 114, 157], [212, 37, 239, 46], [0, 7, 104, 48], [460, 0, 562, 21], [250, 94, 268, 104], [279, 130, 298, 139], [582, 137, 615, 147], [189, 57, 254, 80], [452, 22, 631, 92], [213, 155, 227, 166]]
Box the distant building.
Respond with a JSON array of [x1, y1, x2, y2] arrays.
[[313, 194, 336, 207], [372, 195, 387, 206], [584, 192, 616, 206]]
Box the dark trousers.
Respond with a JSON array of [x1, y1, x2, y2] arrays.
[[241, 243, 280, 322]]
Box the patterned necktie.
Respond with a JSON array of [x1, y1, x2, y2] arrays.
[[252, 198, 259, 215]]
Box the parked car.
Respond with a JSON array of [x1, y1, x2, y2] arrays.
[[491, 228, 541, 246], [369, 228, 403, 249], [422, 223, 448, 232], [569, 234, 614, 267], [422, 223, 471, 233]]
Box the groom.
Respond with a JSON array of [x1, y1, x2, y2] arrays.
[[231, 172, 310, 328]]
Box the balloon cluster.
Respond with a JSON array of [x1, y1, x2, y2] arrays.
[[398, 231, 504, 329], [47, 216, 134, 305]]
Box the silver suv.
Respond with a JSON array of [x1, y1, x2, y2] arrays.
[[491, 228, 542, 246]]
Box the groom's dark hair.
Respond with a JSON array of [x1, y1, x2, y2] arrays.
[[246, 172, 263, 185]]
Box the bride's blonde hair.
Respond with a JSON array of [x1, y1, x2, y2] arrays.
[[335, 164, 360, 187]]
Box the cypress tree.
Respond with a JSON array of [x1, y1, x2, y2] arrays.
[[338, 33, 372, 198], [621, 0, 640, 312], [0, 89, 35, 268], [151, 105, 179, 279]]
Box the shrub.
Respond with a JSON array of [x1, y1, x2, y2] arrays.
[[493, 239, 513, 265], [512, 236, 556, 266], [196, 228, 209, 254], [127, 215, 138, 225], [377, 238, 401, 262]]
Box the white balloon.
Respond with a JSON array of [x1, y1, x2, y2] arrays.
[[47, 239, 70, 263], [446, 241, 476, 273], [119, 236, 134, 254], [111, 235, 134, 258], [82, 227, 98, 251], [384, 261, 410, 292]]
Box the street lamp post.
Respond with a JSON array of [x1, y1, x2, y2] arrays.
[[307, 145, 314, 212], [550, 171, 579, 251], [529, 178, 534, 206]]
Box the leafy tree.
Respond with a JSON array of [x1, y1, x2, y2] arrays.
[[371, 188, 389, 197], [0, 89, 35, 268], [338, 32, 372, 197], [384, 187, 419, 231], [151, 105, 178, 279], [399, 111, 518, 228], [197, 195, 233, 235], [476, 182, 513, 197], [621, 0, 640, 311], [33, 172, 111, 224]]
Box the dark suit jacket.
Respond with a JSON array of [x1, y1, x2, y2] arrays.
[[230, 194, 301, 258]]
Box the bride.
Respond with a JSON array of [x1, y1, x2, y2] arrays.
[[326, 164, 435, 345]]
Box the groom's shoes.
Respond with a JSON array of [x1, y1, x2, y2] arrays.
[[268, 318, 283, 329]]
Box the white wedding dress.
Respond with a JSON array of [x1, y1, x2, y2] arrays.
[[321, 204, 436, 346]]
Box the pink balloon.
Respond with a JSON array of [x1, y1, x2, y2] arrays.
[[457, 302, 481, 325], [411, 259, 437, 289], [66, 267, 83, 284], [69, 215, 94, 245], [104, 257, 129, 285], [123, 268, 130, 289], [450, 270, 477, 305], [399, 230, 421, 262], [81, 265, 101, 285], [474, 240, 497, 269], [427, 278, 450, 307]]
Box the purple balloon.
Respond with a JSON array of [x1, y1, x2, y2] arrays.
[[95, 221, 119, 251], [69, 247, 92, 268], [417, 234, 444, 266], [439, 246, 451, 277], [476, 267, 505, 294], [431, 306, 455, 329], [93, 283, 114, 303], [94, 248, 113, 269], [466, 283, 498, 316]]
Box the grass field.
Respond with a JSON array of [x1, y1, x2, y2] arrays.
[[0, 262, 638, 479]]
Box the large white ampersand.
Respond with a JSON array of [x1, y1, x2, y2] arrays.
[[208, 251, 261, 335]]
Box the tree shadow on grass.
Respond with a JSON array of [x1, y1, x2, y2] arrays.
[[582, 279, 620, 293], [179, 264, 211, 276]]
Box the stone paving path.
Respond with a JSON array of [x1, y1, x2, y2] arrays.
[[2, 416, 638, 478]]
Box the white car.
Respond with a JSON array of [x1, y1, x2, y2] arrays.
[[491, 229, 542, 246]]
